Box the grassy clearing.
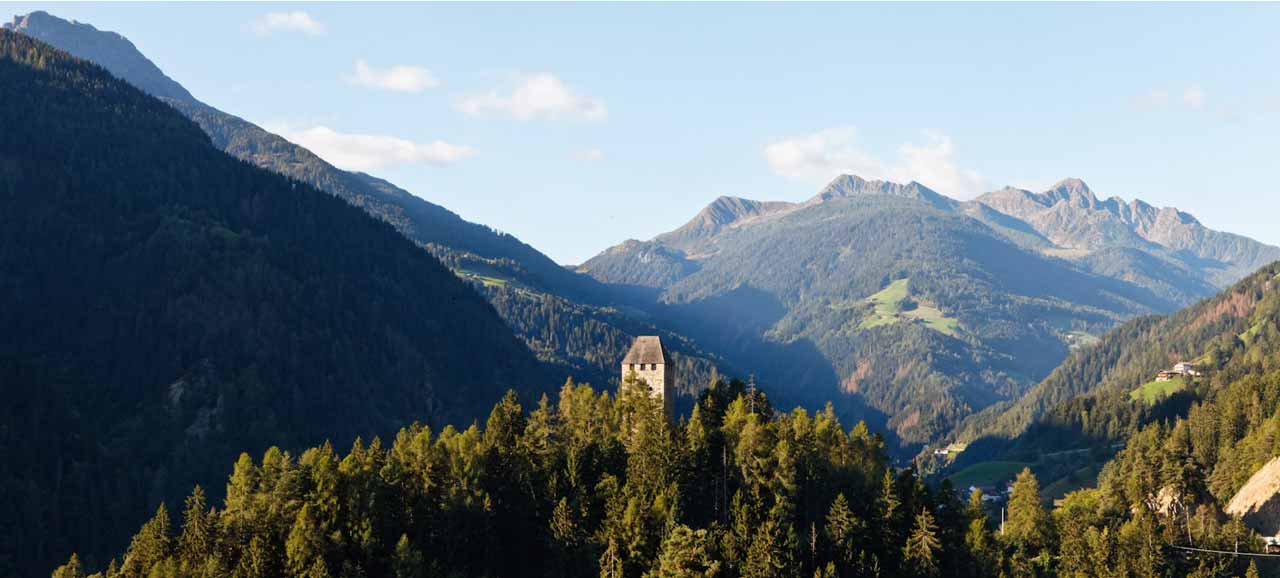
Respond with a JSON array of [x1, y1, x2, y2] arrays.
[[1129, 376, 1186, 405], [456, 269, 510, 288], [1240, 321, 1264, 345], [1065, 331, 1101, 350], [858, 278, 961, 337], [946, 461, 1030, 488], [1042, 464, 1102, 501]]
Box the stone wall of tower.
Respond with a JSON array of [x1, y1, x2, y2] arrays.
[[622, 361, 675, 421]]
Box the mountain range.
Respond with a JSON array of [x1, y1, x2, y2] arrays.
[[580, 174, 1279, 447], [18, 9, 1277, 455], [0, 27, 565, 576], [3, 10, 727, 397], [7, 10, 1280, 577]]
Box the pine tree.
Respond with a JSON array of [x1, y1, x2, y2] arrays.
[[646, 525, 721, 578], [119, 504, 172, 578], [177, 486, 216, 567], [878, 469, 900, 524], [902, 509, 941, 578], [964, 490, 995, 575], [392, 535, 425, 578], [232, 536, 274, 578], [1004, 469, 1052, 553], [51, 553, 84, 578], [599, 538, 624, 578], [225, 453, 258, 515], [877, 468, 903, 556], [286, 505, 327, 578], [824, 493, 861, 570]]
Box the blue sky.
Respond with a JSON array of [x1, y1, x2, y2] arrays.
[[8, 2, 1280, 264]]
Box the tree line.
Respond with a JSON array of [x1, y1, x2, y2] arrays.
[[48, 374, 1277, 578]]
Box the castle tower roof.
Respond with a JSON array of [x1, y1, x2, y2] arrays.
[[622, 335, 670, 365]]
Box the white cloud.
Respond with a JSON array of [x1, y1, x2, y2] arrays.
[[348, 60, 440, 93], [1133, 85, 1208, 111], [456, 73, 607, 121], [1131, 89, 1171, 111], [573, 148, 606, 161], [267, 125, 473, 171], [248, 11, 326, 37], [1183, 84, 1206, 109], [764, 126, 987, 199]]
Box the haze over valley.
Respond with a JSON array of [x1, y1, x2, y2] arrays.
[[3, 5, 1280, 578]]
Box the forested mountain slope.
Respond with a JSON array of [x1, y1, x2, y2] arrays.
[[53, 355, 1280, 578], [580, 176, 1210, 449], [4, 10, 726, 395], [942, 262, 1280, 503], [0, 31, 555, 577]]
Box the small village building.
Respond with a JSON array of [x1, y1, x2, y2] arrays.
[[1155, 362, 1202, 382], [622, 336, 675, 421], [967, 485, 1004, 503]]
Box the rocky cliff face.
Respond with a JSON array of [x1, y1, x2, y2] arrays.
[[1226, 457, 1280, 537], [973, 178, 1280, 286]]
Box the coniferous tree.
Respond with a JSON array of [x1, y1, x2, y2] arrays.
[[964, 489, 997, 577], [119, 504, 172, 578], [177, 486, 216, 568], [391, 535, 426, 578], [50, 554, 84, 578], [286, 505, 328, 578], [1004, 469, 1052, 554], [902, 508, 942, 578], [646, 526, 721, 578], [823, 493, 861, 572]]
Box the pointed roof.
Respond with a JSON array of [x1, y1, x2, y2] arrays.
[[622, 336, 670, 365]]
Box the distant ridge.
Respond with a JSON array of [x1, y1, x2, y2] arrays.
[[974, 177, 1279, 286], [580, 172, 1279, 449], [4, 11, 194, 101], [810, 174, 957, 210], [6, 9, 730, 395]]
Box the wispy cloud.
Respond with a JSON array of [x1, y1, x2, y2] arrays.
[[1183, 84, 1206, 109], [248, 11, 326, 37], [456, 73, 606, 121], [573, 148, 606, 162], [1132, 84, 1207, 112], [347, 60, 440, 93], [1131, 89, 1171, 112], [764, 126, 987, 199], [267, 124, 473, 171]]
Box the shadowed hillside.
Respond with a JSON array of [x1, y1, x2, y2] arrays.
[[0, 30, 556, 576]]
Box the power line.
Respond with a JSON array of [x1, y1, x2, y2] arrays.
[[1167, 544, 1280, 558]]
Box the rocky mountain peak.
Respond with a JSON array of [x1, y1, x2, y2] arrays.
[[1044, 177, 1099, 207], [810, 174, 955, 210], [4, 10, 195, 102]]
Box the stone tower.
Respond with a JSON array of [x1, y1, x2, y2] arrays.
[[621, 335, 675, 421]]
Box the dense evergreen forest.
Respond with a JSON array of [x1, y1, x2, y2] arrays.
[[0, 31, 556, 577], [9, 16, 1280, 578], [49, 375, 1280, 578], [944, 263, 1280, 491]]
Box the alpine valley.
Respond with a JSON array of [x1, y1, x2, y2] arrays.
[[580, 174, 1278, 447], [5, 8, 1280, 578]]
